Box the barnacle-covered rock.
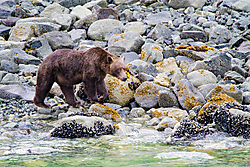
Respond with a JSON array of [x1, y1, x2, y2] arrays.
[[50, 120, 114, 138], [213, 102, 250, 139], [169, 118, 213, 141]]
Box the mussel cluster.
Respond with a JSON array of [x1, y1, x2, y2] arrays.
[[213, 102, 250, 139], [171, 118, 213, 140], [128, 82, 141, 91], [197, 104, 218, 125], [68, 112, 101, 118], [51, 120, 114, 138]]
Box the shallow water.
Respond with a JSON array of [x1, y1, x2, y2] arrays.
[[0, 128, 250, 167]]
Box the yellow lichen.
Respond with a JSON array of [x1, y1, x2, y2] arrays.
[[152, 109, 163, 118], [113, 124, 119, 130], [96, 103, 121, 122], [176, 45, 215, 52]]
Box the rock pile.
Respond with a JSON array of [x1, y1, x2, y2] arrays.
[[0, 0, 250, 141]]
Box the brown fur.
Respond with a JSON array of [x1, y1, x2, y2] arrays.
[[33, 46, 127, 108]]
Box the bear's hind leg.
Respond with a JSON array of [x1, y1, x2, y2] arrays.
[[60, 85, 81, 107]]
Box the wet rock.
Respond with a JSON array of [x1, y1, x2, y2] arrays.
[[209, 25, 232, 44], [156, 116, 178, 131], [158, 89, 179, 108], [130, 107, 145, 118], [173, 79, 205, 110], [42, 31, 74, 50], [114, 122, 133, 136], [206, 85, 243, 103], [126, 60, 159, 76], [147, 23, 173, 40], [11, 48, 41, 65], [50, 12, 76, 30], [104, 73, 139, 106], [144, 11, 171, 25], [87, 19, 124, 41], [88, 104, 121, 122], [134, 81, 169, 109], [155, 57, 179, 74], [108, 31, 145, 53], [180, 31, 207, 42], [0, 60, 19, 73], [124, 22, 146, 35], [40, 3, 69, 18], [169, 0, 207, 9], [187, 69, 217, 87]]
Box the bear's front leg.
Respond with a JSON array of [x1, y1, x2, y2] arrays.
[[83, 79, 99, 104], [97, 80, 108, 103], [60, 85, 81, 107]]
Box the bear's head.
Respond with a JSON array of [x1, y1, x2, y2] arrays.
[[108, 56, 127, 81]]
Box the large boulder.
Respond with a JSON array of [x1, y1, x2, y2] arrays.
[[187, 69, 217, 87], [87, 19, 124, 41]]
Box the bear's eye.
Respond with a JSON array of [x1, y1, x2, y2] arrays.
[[116, 69, 121, 73]]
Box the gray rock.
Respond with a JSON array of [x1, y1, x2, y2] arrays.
[[77, 40, 107, 50], [50, 12, 76, 30], [240, 80, 250, 92], [70, 5, 92, 19], [174, 49, 215, 61], [19, 64, 38, 76], [130, 108, 145, 118], [0, 25, 11, 39], [209, 25, 232, 44], [137, 72, 154, 82], [108, 31, 145, 53], [158, 89, 179, 108], [0, 73, 20, 85], [180, 31, 207, 42], [173, 79, 205, 110], [206, 84, 243, 103], [32, 22, 61, 37], [11, 48, 41, 65], [42, 31, 74, 50], [73, 14, 98, 29], [40, 3, 69, 18], [124, 22, 146, 35], [169, 0, 207, 9], [156, 116, 178, 131], [243, 92, 250, 104], [0, 60, 19, 73], [105, 27, 125, 41], [188, 52, 232, 77], [198, 83, 217, 98], [146, 117, 160, 126], [26, 37, 53, 60], [0, 49, 11, 61], [144, 11, 171, 25], [108, 46, 126, 56], [58, 0, 88, 8], [224, 71, 246, 84], [147, 23, 174, 40], [0, 71, 7, 81], [88, 19, 124, 41], [134, 81, 169, 109], [187, 69, 217, 87], [8, 22, 34, 42], [232, 0, 250, 12], [119, 9, 133, 23], [0, 0, 16, 19], [121, 52, 140, 65], [232, 65, 248, 78], [141, 43, 163, 63], [126, 59, 159, 76], [68, 29, 87, 43]]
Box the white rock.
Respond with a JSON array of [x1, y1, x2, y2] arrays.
[[187, 69, 217, 87], [141, 43, 163, 63], [124, 22, 146, 35], [70, 5, 92, 19]]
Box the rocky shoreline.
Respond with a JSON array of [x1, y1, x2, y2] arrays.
[[0, 0, 250, 145]]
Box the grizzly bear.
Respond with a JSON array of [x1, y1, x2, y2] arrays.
[[33, 46, 127, 108]]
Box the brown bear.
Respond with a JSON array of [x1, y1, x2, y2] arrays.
[[33, 46, 127, 108]]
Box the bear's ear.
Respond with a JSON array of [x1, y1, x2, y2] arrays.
[[107, 56, 113, 64], [121, 56, 125, 62]]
